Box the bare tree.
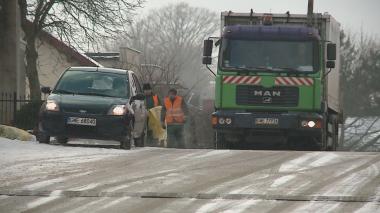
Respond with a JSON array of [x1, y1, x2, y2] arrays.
[[340, 31, 380, 151], [18, 0, 143, 100], [119, 2, 218, 88]]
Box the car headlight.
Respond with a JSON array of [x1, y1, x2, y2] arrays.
[[108, 105, 127, 116], [46, 100, 59, 111]]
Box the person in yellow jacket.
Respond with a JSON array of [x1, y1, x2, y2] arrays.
[[161, 88, 188, 148], [143, 83, 161, 145]]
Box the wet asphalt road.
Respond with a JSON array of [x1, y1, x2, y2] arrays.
[[0, 139, 379, 213]]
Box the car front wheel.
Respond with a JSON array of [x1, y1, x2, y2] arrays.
[[120, 124, 133, 150], [37, 131, 50, 144]]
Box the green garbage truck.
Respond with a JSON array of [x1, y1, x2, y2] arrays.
[[203, 1, 342, 150]]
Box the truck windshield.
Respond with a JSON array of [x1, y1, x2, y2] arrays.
[[54, 70, 129, 98], [220, 39, 318, 72]]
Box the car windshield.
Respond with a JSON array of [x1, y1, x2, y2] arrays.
[[54, 70, 129, 98], [220, 39, 317, 72]]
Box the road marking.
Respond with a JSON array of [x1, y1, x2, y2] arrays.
[[26, 190, 62, 209], [1, 190, 379, 203]]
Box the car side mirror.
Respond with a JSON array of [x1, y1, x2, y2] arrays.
[[130, 93, 145, 104], [327, 43, 336, 61], [135, 93, 145, 100], [202, 40, 213, 65], [41, 87, 51, 94]]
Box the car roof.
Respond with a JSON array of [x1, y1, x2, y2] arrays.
[[67, 66, 131, 75]]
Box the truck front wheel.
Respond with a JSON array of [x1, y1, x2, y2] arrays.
[[215, 131, 229, 149]]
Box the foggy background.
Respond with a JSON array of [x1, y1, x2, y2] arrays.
[[141, 0, 380, 38]]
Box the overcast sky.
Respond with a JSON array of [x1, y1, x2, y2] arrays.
[[139, 0, 380, 38]]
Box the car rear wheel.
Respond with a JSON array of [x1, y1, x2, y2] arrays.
[[56, 136, 68, 145]]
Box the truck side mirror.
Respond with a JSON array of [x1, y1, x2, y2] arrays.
[[326, 61, 335, 69], [202, 40, 213, 65], [327, 43, 336, 61]]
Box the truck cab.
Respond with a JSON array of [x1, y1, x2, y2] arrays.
[[203, 11, 342, 150]]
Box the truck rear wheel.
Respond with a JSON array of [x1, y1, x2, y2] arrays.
[[326, 115, 339, 151], [215, 131, 229, 149]]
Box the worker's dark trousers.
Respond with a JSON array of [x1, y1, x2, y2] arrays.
[[167, 124, 185, 148]]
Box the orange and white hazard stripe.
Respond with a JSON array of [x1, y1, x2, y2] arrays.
[[223, 76, 261, 85], [275, 77, 314, 86]]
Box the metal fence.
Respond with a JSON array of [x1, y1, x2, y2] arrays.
[[0, 92, 36, 126]]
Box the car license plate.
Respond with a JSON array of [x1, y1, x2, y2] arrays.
[[255, 118, 279, 125], [67, 117, 96, 126]]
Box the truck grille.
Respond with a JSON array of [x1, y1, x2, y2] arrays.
[[236, 85, 299, 107]]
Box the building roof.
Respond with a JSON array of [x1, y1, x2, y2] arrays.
[[38, 30, 102, 67]]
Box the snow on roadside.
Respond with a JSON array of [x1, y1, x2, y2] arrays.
[[0, 137, 135, 165], [321, 163, 380, 196], [344, 117, 380, 151], [354, 186, 380, 213], [193, 150, 231, 159], [279, 152, 339, 172], [26, 190, 62, 209], [195, 199, 262, 213], [293, 201, 340, 213], [270, 175, 296, 188]]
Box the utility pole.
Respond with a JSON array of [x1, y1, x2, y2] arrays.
[[0, 0, 22, 95]]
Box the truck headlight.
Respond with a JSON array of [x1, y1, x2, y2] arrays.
[[301, 120, 321, 128], [307, 121, 316, 128], [108, 105, 127, 116], [46, 100, 59, 111]]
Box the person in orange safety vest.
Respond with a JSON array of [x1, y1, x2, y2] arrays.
[[161, 88, 188, 148]]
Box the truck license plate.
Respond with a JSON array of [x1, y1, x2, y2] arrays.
[[67, 117, 96, 126], [255, 118, 279, 125]]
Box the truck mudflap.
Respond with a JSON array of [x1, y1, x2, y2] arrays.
[[212, 110, 324, 135]]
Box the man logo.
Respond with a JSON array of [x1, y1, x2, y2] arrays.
[[253, 90, 281, 97]]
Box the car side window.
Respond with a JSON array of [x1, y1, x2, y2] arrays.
[[132, 74, 143, 94]]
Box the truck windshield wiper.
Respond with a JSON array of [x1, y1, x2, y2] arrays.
[[232, 66, 275, 72], [273, 67, 302, 72]]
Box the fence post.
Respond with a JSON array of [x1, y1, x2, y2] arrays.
[[13, 92, 17, 124]]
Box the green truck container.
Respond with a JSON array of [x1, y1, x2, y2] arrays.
[[202, 2, 342, 150]]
